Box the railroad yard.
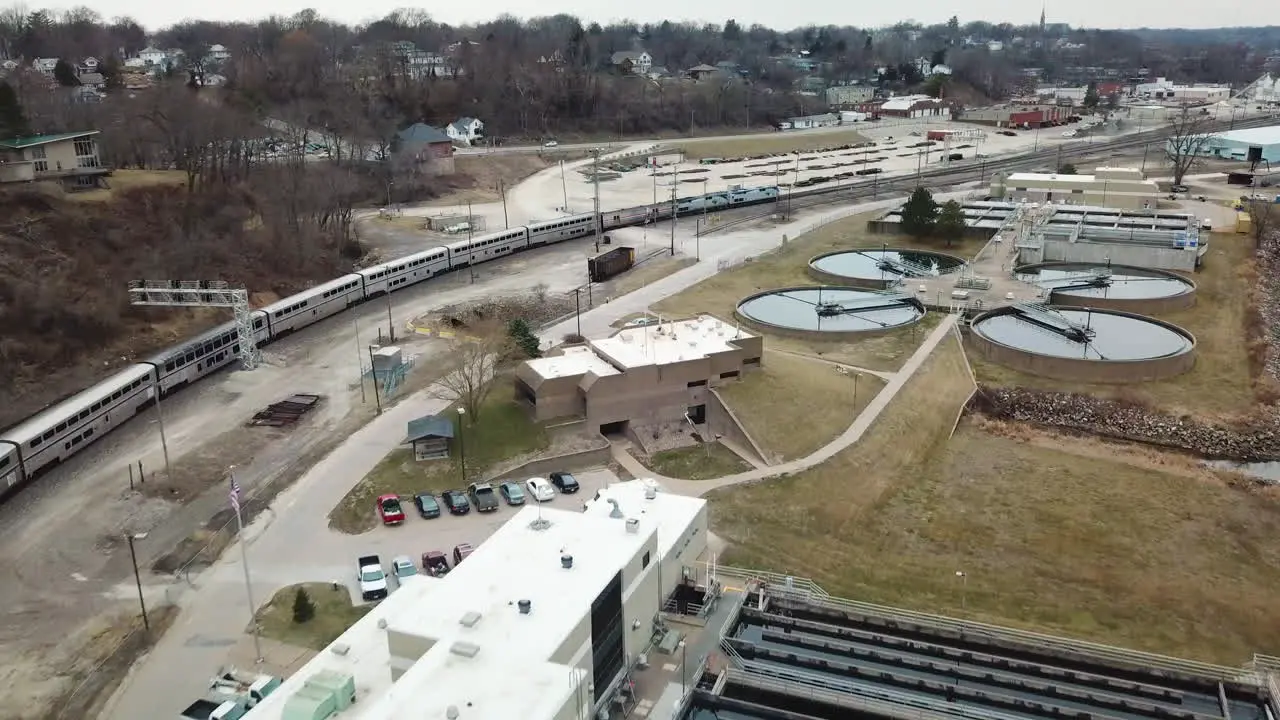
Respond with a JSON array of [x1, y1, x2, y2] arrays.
[[2, 103, 1280, 720]]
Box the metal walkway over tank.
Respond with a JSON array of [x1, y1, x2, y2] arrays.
[[1011, 302, 1096, 343]]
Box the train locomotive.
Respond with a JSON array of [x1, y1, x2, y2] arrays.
[[0, 185, 782, 496]]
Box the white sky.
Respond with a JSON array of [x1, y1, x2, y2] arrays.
[[33, 0, 1280, 32]]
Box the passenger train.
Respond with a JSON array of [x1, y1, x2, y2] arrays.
[[0, 186, 782, 496]]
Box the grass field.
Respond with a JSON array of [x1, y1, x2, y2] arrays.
[[676, 129, 870, 160], [608, 255, 697, 298], [971, 235, 1258, 419], [643, 444, 752, 480], [328, 395, 548, 533], [68, 169, 186, 202], [719, 351, 887, 462], [652, 214, 982, 371], [710, 335, 1280, 663], [256, 583, 371, 651]]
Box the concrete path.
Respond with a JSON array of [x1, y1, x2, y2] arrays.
[[613, 315, 958, 498]]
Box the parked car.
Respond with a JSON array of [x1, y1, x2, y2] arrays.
[[422, 551, 450, 577], [549, 471, 580, 494], [1170, 184, 1189, 193], [468, 482, 500, 513], [442, 489, 471, 515], [376, 494, 405, 526], [453, 543, 475, 564], [391, 555, 417, 581], [543, 140, 559, 148], [526, 477, 555, 502], [357, 555, 388, 601], [499, 481, 526, 506], [413, 492, 441, 519]]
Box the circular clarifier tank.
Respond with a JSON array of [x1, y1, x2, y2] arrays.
[[1015, 262, 1196, 313], [809, 248, 966, 289], [969, 305, 1196, 383], [736, 286, 925, 339]]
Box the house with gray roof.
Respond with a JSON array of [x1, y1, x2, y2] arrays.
[[445, 117, 484, 146], [393, 123, 455, 175]]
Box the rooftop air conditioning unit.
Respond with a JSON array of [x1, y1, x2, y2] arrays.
[[625, 518, 640, 534]]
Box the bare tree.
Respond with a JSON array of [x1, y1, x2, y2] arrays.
[[1164, 106, 1216, 186], [430, 326, 512, 420], [1248, 200, 1277, 249]]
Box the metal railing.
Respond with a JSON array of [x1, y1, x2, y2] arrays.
[[705, 563, 1253, 683]]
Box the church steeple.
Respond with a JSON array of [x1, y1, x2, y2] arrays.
[[1039, 4, 1046, 35]]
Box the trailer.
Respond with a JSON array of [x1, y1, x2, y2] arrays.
[[588, 246, 636, 283]]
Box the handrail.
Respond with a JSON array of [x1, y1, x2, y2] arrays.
[[705, 563, 1251, 683]]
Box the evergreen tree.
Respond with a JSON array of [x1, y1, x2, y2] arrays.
[[53, 59, 80, 87], [0, 82, 29, 139], [1058, 163, 1077, 175], [900, 187, 939, 238], [292, 587, 316, 624], [935, 200, 967, 248], [507, 318, 541, 359], [1083, 81, 1099, 110]]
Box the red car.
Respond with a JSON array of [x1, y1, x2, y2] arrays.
[[377, 494, 406, 525]]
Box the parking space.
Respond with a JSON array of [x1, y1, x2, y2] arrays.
[[351, 467, 620, 602]]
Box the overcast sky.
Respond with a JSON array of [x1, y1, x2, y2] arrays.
[[32, 0, 1279, 32]]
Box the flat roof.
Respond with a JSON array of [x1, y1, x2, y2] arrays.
[[591, 314, 753, 370], [245, 482, 706, 720], [1210, 124, 1280, 146], [0, 130, 98, 149], [524, 345, 620, 380]]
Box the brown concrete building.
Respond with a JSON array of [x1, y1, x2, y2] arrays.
[[0, 130, 111, 190], [515, 315, 763, 435]]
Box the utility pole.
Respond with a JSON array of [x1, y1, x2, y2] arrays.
[[559, 160, 569, 213], [384, 292, 394, 342], [499, 179, 509, 229], [354, 319, 366, 404], [669, 164, 679, 256], [573, 288, 582, 337], [591, 148, 602, 239], [368, 345, 382, 414]]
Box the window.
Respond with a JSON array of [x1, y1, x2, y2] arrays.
[[642, 551, 651, 569], [73, 137, 96, 159], [743, 357, 761, 367], [30, 146, 46, 160], [687, 380, 707, 388], [719, 370, 740, 379]]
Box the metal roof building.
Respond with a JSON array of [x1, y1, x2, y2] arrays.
[[1183, 124, 1280, 164], [240, 480, 709, 720]]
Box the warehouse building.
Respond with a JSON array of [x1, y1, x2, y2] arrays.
[[995, 167, 1160, 210], [1178, 125, 1280, 165], [240, 480, 710, 720], [515, 314, 762, 435], [959, 104, 1070, 128]]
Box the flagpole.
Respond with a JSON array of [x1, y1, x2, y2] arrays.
[[230, 466, 264, 664]]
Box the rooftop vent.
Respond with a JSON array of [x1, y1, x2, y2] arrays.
[[643, 485, 657, 500], [447, 706, 460, 720], [450, 641, 481, 658], [561, 554, 574, 569], [608, 499, 624, 519], [459, 611, 482, 628], [377, 618, 387, 629], [518, 599, 532, 614], [625, 518, 640, 534], [330, 643, 350, 656]]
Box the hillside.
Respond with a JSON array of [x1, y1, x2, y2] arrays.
[[0, 183, 358, 429]]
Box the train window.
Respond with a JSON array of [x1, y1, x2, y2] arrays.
[[132, 380, 142, 389], [184, 352, 195, 363], [45, 428, 57, 439], [30, 438, 40, 449], [0, 456, 8, 469], [85, 428, 93, 438], [112, 391, 121, 400], [54, 422, 65, 432], [71, 436, 81, 446], [91, 401, 101, 411], [79, 410, 90, 420], [65, 441, 71, 449]]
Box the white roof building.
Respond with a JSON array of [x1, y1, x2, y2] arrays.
[[242, 480, 709, 720]]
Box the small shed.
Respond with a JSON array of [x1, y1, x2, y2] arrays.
[[406, 414, 455, 461]]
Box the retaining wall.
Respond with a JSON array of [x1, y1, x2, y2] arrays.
[[486, 432, 613, 482], [706, 387, 770, 466]]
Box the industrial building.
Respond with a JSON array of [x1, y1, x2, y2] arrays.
[[515, 314, 762, 435], [240, 480, 710, 720], [959, 104, 1070, 128], [1179, 125, 1280, 165], [993, 167, 1161, 210]]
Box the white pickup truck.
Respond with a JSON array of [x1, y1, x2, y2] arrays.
[[357, 555, 388, 601]]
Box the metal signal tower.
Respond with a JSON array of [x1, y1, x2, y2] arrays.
[[127, 280, 261, 370]]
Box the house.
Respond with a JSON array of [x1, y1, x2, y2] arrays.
[[686, 64, 719, 81], [78, 57, 98, 74], [138, 46, 168, 66], [207, 44, 230, 62], [69, 85, 103, 104], [77, 72, 105, 89], [826, 85, 874, 106], [0, 130, 111, 190], [780, 113, 840, 130], [31, 58, 59, 75], [610, 51, 652, 75], [446, 117, 484, 146], [405, 414, 455, 461], [393, 123, 455, 175], [0, 59, 17, 77], [122, 56, 145, 68]]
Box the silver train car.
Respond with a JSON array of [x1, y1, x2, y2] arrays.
[[0, 186, 781, 497]]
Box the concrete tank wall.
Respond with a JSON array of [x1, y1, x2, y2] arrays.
[[966, 311, 1197, 384], [1047, 287, 1196, 314], [806, 264, 896, 290], [735, 288, 926, 341], [1026, 240, 1199, 272]]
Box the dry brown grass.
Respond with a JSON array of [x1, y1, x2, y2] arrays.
[[67, 169, 186, 202], [642, 444, 752, 480], [651, 213, 982, 371], [257, 583, 372, 651], [711, 335, 1280, 663], [607, 255, 696, 298], [675, 129, 870, 160], [434, 155, 553, 205], [971, 234, 1257, 419], [718, 350, 887, 462]]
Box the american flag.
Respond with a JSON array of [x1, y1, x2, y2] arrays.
[[229, 477, 241, 513]]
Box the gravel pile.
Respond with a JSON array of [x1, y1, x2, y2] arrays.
[[1255, 235, 1280, 381], [972, 387, 1280, 461]]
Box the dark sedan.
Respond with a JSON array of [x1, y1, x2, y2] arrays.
[[442, 489, 471, 515], [549, 471, 580, 494], [414, 493, 441, 519]]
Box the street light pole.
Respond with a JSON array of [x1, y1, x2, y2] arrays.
[[126, 533, 150, 633], [456, 407, 468, 485], [573, 288, 582, 338]]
